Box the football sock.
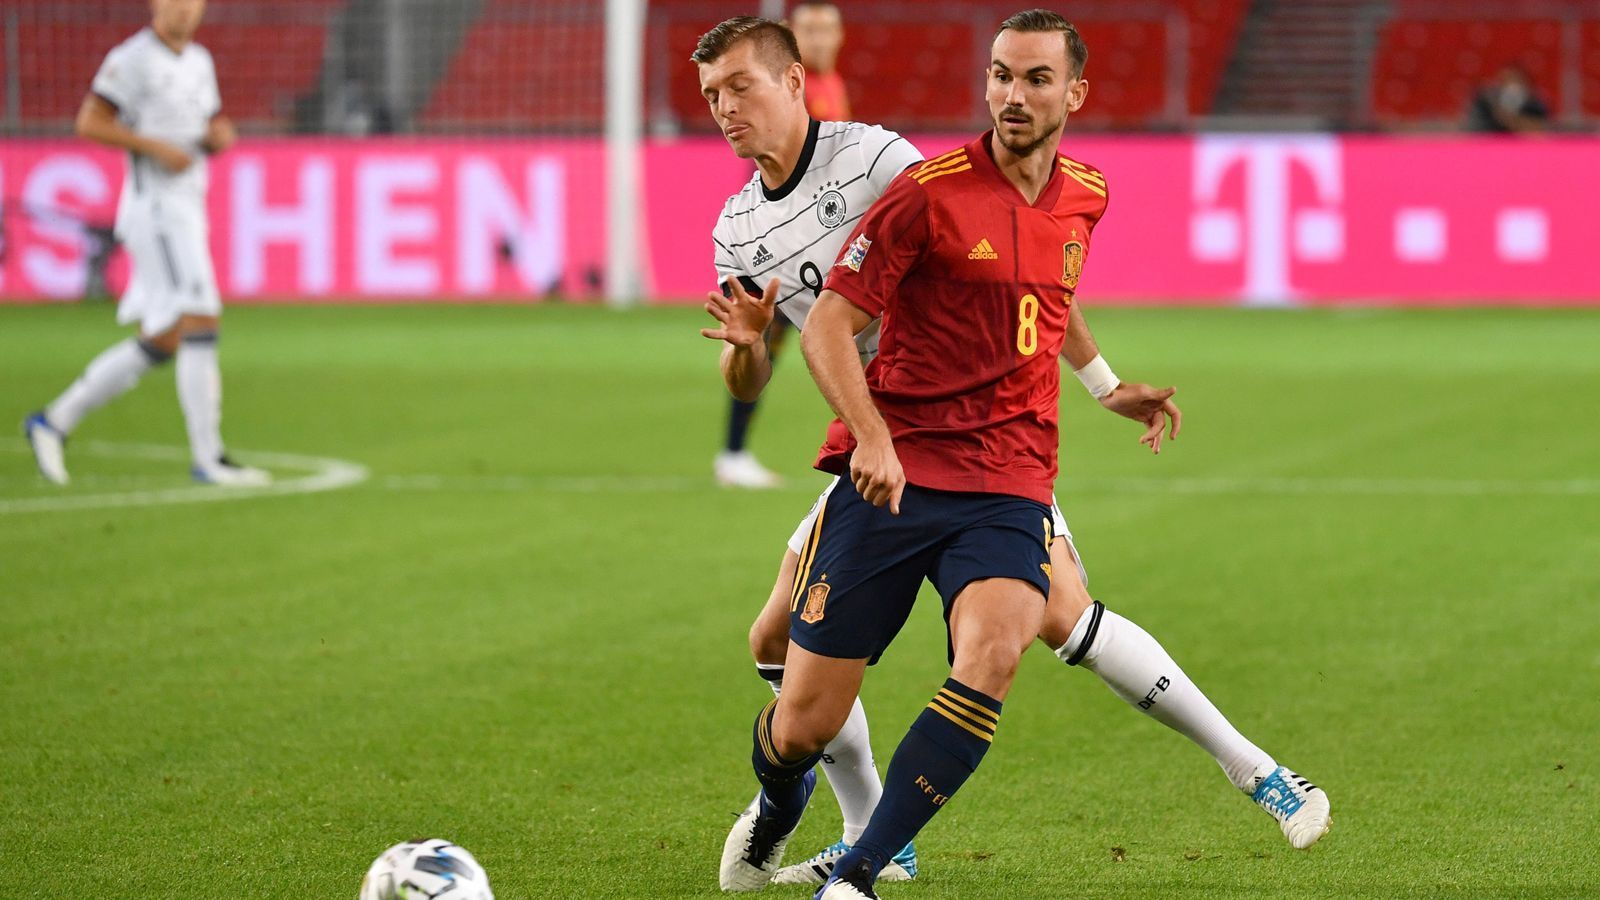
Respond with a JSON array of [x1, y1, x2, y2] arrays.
[[751, 699, 823, 829], [755, 664, 884, 844], [176, 330, 223, 466], [725, 396, 758, 453], [843, 679, 1000, 878], [45, 337, 169, 433], [1057, 602, 1274, 791]]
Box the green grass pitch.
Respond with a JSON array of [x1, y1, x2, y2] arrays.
[[1, 303, 1596, 898]]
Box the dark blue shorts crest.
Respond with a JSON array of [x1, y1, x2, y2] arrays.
[[788, 478, 1053, 664]]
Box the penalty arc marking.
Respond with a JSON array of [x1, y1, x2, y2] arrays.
[[0, 440, 369, 515]]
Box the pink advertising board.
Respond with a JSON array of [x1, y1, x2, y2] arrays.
[[2, 135, 1596, 305]]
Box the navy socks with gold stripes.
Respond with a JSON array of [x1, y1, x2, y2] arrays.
[[836, 679, 1001, 880], [751, 699, 822, 828]]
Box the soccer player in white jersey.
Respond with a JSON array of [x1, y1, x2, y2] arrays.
[[693, 16, 1330, 891], [23, 0, 269, 487]]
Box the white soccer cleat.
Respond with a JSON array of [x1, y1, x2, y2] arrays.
[[815, 858, 880, 900], [1250, 764, 1331, 849], [191, 455, 272, 488], [775, 840, 917, 885], [720, 776, 813, 892], [715, 450, 783, 489], [23, 413, 69, 485]]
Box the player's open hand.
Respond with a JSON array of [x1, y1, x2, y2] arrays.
[[850, 435, 906, 514], [1100, 383, 1182, 454], [148, 141, 193, 173], [701, 276, 778, 347]]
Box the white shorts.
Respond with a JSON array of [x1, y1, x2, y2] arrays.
[[785, 475, 1088, 586], [116, 200, 221, 335]]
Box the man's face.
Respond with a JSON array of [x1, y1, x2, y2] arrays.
[[152, 0, 206, 40], [985, 29, 1088, 157], [698, 40, 804, 159], [791, 5, 844, 73]]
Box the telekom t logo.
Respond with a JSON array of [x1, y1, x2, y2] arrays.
[[1190, 136, 1344, 305]]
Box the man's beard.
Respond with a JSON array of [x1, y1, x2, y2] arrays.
[[993, 110, 1064, 157]]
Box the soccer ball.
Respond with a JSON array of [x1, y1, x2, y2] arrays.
[[359, 838, 494, 900]]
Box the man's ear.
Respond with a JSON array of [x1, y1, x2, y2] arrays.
[[1067, 78, 1089, 114], [788, 61, 806, 96]]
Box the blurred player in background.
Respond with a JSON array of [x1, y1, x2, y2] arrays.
[[23, 0, 269, 487], [792, 1, 850, 122], [701, 12, 1330, 895], [711, 2, 852, 489]]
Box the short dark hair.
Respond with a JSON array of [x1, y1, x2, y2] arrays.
[[995, 9, 1088, 78], [691, 16, 803, 76]]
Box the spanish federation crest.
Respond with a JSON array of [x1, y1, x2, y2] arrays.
[[839, 234, 871, 272], [801, 582, 830, 624], [1063, 241, 1085, 290], [817, 188, 847, 228]]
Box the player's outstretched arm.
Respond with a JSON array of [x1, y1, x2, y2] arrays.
[[1060, 300, 1182, 454], [702, 275, 777, 402], [802, 290, 904, 513], [75, 94, 191, 173]]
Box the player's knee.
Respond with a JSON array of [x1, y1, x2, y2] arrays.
[[954, 633, 1027, 688], [770, 712, 832, 760], [140, 329, 182, 356], [1039, 590, 1091, 648], [748, 614, 789, 665]]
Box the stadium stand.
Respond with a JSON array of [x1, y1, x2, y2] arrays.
[[1371, 1, 1597, 127], [3, 0, 341, 131]]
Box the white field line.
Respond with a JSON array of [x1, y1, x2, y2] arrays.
[[0, 440, 368, 514]]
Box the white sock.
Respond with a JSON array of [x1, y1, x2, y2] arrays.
[[45, 337, 166, 433], [756, 664, 884, 844], [176, 332, 223, 466], [1058, 603, 1274, 792]]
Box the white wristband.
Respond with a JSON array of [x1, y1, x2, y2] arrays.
[[1073, 354, 1119, 399]]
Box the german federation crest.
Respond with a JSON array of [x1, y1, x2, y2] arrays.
[[817, 189, 847, 228], [1063, 241, 1085, 289]]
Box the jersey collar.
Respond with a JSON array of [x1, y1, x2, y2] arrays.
[[762, 119, 821, 203], [970, 130, 1064, 210]]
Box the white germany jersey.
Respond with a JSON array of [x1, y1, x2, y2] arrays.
[[712, 120, 922, 363], [91, 28, 221, 225]]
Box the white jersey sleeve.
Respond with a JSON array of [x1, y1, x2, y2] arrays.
[[197, 46, 222, 118], [857, 125, 922, 198], [711, 204, 743, 286], [91, 41, 143, 111]]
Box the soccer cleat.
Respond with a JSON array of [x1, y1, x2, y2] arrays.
[[719, 770, 816, 892], [715, 450, 783, 489], [774, 840, 918, 885], [191, 455, 272, 488], [815, 858, 879, 900], [23, 413, 69, 485], [1250, 764, 1332, 849]]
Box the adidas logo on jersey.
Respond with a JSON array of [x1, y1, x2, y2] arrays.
[[968, 238, 998, 260], [751, 243, 774, 267]]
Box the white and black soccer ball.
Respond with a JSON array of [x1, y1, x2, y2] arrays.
[[359, 838, 494, 900]]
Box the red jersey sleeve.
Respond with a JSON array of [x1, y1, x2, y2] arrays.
[[822, 174, 929, 318]]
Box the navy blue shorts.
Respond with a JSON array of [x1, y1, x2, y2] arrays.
[[788, 478, 1053, 664]]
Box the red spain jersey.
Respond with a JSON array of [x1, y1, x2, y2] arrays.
[[817, 132, 1109, 504], [804, 68, 851, 121]]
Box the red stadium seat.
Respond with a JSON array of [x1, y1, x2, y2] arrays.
[[8, 0, 339, 128], [1373, 15, 1569, 125]]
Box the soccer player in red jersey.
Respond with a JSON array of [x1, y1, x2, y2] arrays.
[[716, 11, 1328, 899], [792, 2, 850, 121]]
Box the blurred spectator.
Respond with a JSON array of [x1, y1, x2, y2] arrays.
[[1467, 65, 1549, 133], [791, 2, 849, 121]]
